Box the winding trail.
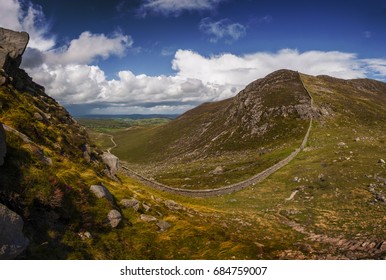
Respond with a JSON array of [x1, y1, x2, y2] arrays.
[[120, 74, 314, 197], [106, 134, 117, 154]]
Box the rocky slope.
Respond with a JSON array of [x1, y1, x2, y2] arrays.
[[0, 27, 121, 259]]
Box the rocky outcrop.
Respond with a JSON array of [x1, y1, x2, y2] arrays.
[[90, 184, 114, 203], [0, 27, 43, 92], [0, 123, 6, 166], [101, 152, 120, 176], [0, 203, 29, 259], [0, 28, 29, 77]]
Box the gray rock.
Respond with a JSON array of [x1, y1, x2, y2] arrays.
[[140, 214, 157, 222], [90, 184, 114, 202], [164, 200, 182, 211], [0, 28, 29, 77], [0, 203, 29, 259], [33, 112, 43, 121], [0, 123, 6, 166], [78, 231, 92, 240], [101, 152, 120, 176], [107, 210, 122, 228], [210, 166, 225, 175], [142, 203, 151, 212], [120, 198, 140, 211], [156, 220, 171, 232]]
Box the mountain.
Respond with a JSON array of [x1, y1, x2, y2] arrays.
[[112, 70, 315, 189], [1, 27, 386, 260]]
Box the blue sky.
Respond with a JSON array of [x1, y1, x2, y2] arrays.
[[1, 0, 386, 115]]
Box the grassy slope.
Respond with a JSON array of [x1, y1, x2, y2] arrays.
[[108, 70, 311, 189], [84, 73, 386, 259]]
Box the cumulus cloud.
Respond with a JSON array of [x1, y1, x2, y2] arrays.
[[45, 31, 133, 65], [139, 0, 223, 16], [172, 49, 367, 86], [199, 18, 247, 43], [29, 48, 386, 116], [0, 0, 55, 51]]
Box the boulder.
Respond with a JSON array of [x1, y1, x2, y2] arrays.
[[120, 198, 140, 211], [107, 210, 122, 228], [156, 220, 171, 232], [90, 184, 114, 202], [0, 28, 29, 78], [0, 203, 29, 259], [101, 152, 120, 176], [0, 123, 6, 166]]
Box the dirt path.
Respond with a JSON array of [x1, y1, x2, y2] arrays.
[[106, 134, 117, 154], [120, 73, 314, 197]]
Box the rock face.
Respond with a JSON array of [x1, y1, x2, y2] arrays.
[[101, 152, 120, 176], [107, 210, 122, 228], [0, 27, 43, 92], [90, 184, 114, 203], [0, 123, 6, 166], [0, 203, 29, 259], [0, 28, 29, 76]]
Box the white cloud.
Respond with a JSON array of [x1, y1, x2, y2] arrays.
[[29, 48, 385, 115], [172, 49, 367, 87], [139, 0, 223, 16], [362, 58, 386, 76], [46, 31, 133, 65], [199, 18, 246, 43], [0, 0, 55, 51]]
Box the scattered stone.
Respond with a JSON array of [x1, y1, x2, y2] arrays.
[[378, 159, 385, 164], [0, 123, 6, 166], [89, 184, 114, 202], [101, 152, 120, 176], [293, 177, 301, 183], [0, 203, 29, 259], [164, 200, 182, 211], [210, 166, 225, 175], [142, 203, 151, 212], [338, 142, 347, 148], [229, 199, 237, 203], [78, 231, 92, 240], [120, 198, 140, 211], [107, 210, 122, 228], [355, 137, 360, 142], [33, 112, 43, 121], [156, 220, 171, 232], [140, 214, 157, 222]]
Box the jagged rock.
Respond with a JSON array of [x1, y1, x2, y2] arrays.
[[107, 210, 122, 228], [0, 123, 6, 166], [0, 28, 29, 77], [0, 203, 29, 259], [140, 214, 157, 222], [156, 220, 171, 232], [120, 198, 140, 211], [90, 184, 114, 202], [101, 152, 119, 176], [379, 159, 385, 164]]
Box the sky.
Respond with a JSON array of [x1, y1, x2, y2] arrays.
[[1, 0, 386, 115]]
